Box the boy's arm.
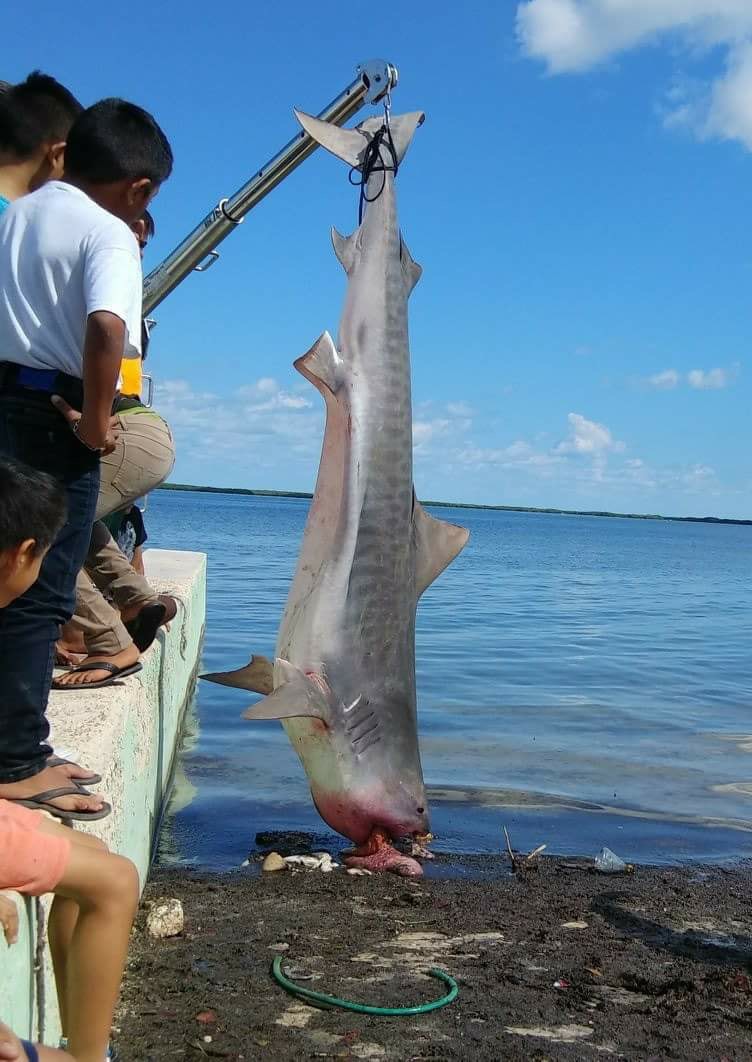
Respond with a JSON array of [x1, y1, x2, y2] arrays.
[[77, 311, 125, 451], [51, 312, 123, 454]]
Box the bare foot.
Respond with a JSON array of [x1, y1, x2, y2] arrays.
[[344, 826, 423, 878], [52, 643, 140, 688], [0, 766, 106, 815], [54, 645, 86, 667], [47, 756, 101, 785]]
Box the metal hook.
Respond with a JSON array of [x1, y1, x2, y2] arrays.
[[383, 88, 392, 131]]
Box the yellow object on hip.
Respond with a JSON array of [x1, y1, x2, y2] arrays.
[[120, 356, 142, 399]]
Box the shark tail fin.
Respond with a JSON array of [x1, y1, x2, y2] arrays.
[[294, 109, 425, 170]]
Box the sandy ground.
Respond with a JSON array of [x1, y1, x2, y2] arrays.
[[115, 853, 752, 1061]]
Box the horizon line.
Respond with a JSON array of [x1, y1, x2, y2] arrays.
[[157, 483, 751, 527]]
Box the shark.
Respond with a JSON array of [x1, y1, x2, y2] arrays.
[[203, 106, 469, 875]]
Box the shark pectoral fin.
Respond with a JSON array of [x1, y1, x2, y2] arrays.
[[201, 654, 274, 695], [242, 666, 331, 723], [294, 108, 366, 167], [399, 234, 422, 295], [294, 331, 341, 395], [413, 497, 470, 597], [331, 227, 360, 274]]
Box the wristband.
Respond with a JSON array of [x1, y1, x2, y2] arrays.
[[72, 420, 104, 454]]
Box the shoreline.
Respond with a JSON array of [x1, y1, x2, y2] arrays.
[[117, 854, 752, 1060], [159, 482, 751, 527]]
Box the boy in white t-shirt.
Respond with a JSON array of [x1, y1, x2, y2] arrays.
[[0, 98, 173, 820]]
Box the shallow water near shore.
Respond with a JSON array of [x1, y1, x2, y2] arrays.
[[145, 488, 751, 869]]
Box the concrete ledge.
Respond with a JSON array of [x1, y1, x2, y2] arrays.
[[0, 548, 206, 1042]]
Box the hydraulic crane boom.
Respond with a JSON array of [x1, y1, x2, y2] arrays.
[[142, 59, 398, 316]]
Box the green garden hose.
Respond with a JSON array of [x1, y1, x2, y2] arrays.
[[271, 955, 458, 1015]]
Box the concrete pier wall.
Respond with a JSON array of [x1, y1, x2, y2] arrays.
[[0, 549, 206, 1044]]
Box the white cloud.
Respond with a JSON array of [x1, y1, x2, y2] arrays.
[[638, 364, 738, 390], [645, 369, 681, 390], [516, 0, 752, 148], [556, 412, 625, 454], [687, 365, 734, 388], [155, 376, 322, 472]]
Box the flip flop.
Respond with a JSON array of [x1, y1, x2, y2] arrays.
[[51, 661, 143, 692], [47, 755, 102, 786], [4, 786, 112, 822], [126, 595, 178, 652]]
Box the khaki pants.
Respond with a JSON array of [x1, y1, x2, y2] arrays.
[[73, 411, 175, 655]]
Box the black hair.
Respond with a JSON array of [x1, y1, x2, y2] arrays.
[[142, 207, 155, 238], [0, 70, 82, 160], [65, 98, 173, 186], [0, 457, 67, 556]]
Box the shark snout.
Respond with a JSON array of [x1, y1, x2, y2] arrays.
[[311, 778, 429, 846]]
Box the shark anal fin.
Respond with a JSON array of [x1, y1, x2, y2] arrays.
[[331, 227, 360, 274], [201, 654, 274, 695], [242, 661, 331, 723], [294, 331, 341, 396], [413, 495, 469, 598], [400, 233, 422, 295]]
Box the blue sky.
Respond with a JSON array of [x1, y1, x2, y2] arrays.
[[8, 0, 751, 517]]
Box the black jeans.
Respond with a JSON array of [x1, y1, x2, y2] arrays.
[[0, 391, 100, 783]]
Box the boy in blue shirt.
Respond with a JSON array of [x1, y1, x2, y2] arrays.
[[0, 72, 81, 212]]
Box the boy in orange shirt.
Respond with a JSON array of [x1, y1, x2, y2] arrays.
[[0, 456, 140, 1062]]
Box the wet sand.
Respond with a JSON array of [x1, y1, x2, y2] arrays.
[[116, 854, 752, 1060]]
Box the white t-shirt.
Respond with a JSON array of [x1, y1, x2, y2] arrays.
[[0, 181, 142, 377]]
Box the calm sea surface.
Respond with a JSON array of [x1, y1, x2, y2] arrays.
[[145, 489, 751, 870]]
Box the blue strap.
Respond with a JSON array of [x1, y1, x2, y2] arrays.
[[17, 367, 59, 391], [21, 1042, 40, 1062]]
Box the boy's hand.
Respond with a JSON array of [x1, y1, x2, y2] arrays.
[[51, 396, 119, 455], [0, 894, 19, 946]]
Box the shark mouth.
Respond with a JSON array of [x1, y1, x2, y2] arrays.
[[343, 826, 424, 878]]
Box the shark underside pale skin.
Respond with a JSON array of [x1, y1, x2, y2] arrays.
[[203, 106, 469, 876]]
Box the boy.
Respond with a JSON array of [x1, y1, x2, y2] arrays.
[[0, 99, 173, 818], [56, 209, 176, 689], [0, 456, 140, 1062], [0, 71, 82, 211]]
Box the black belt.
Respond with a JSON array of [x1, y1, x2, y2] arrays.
[[0, 362, 84, 408]]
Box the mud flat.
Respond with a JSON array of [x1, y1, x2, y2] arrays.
[[116, 855, 752, 1060]]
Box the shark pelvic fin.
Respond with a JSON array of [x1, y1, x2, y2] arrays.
[[242, 660, 331, 723], [331, 227, 360, 273], [201, 654, 274, 695], [294, 331, 341, 395], [294, 109, 425, 169], [413, 496, 469, 598], [400, 233, 422, 294]]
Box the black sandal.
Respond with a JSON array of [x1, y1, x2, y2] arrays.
[[51, 661, 143, 692]]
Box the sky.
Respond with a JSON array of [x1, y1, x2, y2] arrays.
[[7, 0, 751, 518]]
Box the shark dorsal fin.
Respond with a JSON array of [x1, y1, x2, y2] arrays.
[[294, 331, 342, 396], [331, 227, 359, 274], [413, 496, 469, 598]]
